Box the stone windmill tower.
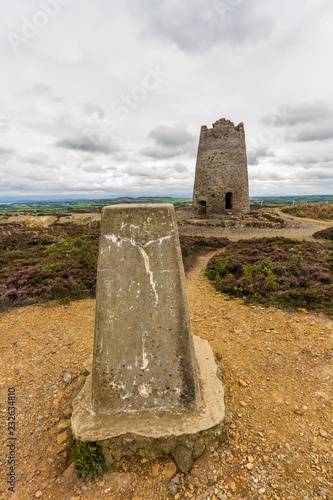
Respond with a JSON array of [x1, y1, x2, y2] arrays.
[[193, 118, 250, 215]]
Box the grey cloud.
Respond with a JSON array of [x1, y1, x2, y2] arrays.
[[0, 147, 14, 155], [26, 84, 65, 103], [81, 164, 117, 173], [80, 165, 104, 173], [247, 144, 275, 166], [0, 117, 10, 130], [283, 154, 333, 167], [142, 124, 197, 159], [148, 124, 196, 148], [20, 152, 50, 165], [297, 159, 333, 169], [125, 162, 190, 180], [268, 155, 333, 181], [303, 169, 333, 180], [249, 171, 286, 182], [125, 165, 159, 178], [55, 132, 117, 154], [133, 0, 272, 52], [260, 101, 332, 127], [1, 1, 332, 200], [173, 162, 189, 173], [82, 103, 105, 120], [288, 123, 333, 142], [259, 101, 333, 143], [140, 145, 182, 159]]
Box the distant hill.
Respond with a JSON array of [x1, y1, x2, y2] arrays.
[[0, 197, 192, 214]]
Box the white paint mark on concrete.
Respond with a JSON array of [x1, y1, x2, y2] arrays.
[[103, 230, 176, 394], [143, 235, 172, 247], [120, 393, 131, 400], [105, 234, 119, 244], [138, 384, 152, 398], [110, 381, 126, 391], [140, 330, 149, 370], [141, 348, 149, 370], [137, 245, 159, 305], [104, 234, 159, 305]]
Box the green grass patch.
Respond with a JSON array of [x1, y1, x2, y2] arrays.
[[72, 441, 106, 481]]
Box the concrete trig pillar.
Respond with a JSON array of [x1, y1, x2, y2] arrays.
[[92, 204, 200, 413], [71, 204, 228, 472]]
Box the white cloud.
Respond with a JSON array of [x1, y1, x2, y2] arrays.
[[0, 0, 333, 200]]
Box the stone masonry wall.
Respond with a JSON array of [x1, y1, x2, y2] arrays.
[[193, 118, 249, 214]]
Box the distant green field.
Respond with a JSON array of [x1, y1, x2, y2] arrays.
[[0, 195, 332, 214], [0, 196, 192, 214], [249, 195, 333, 206]]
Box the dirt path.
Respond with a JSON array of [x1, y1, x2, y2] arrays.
[[185, 252, 333, 500], [178, 209, 332, 242], [0, 217, 332, 499]]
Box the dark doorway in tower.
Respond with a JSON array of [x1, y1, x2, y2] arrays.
[[225, 192, 233, 210], [199, 200, 207, 215]]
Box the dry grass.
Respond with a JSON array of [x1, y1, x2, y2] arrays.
[[282, 203, 333, 220]]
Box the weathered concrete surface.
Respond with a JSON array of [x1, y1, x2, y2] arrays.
[[91, 204, 200, 414], [71, 204, 228, 470], [193, 118, 249, 215], [71, 336, 228, 471]]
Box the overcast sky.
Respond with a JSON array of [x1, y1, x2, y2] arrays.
[[1, 0, 333, 201]]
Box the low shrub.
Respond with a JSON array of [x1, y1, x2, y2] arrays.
[[0, 224, 230, 309], [179, 235, 230, 257], [205, 237, 333, 316], [313, 227, 333, 241], [72, 441, 105, 481], [0, 222, 99, 309]]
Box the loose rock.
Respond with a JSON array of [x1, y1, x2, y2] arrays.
[[169, 481, 178, 496], [162, 462, 178, 482], [57, 430, 68, 445], [63, 373, 72, 384]]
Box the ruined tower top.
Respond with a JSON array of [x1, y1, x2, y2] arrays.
[[193, 118, 249, 215], [201, 118, 244, 135]]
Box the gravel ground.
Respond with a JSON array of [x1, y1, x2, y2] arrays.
[[0, 213, 332, 499]]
